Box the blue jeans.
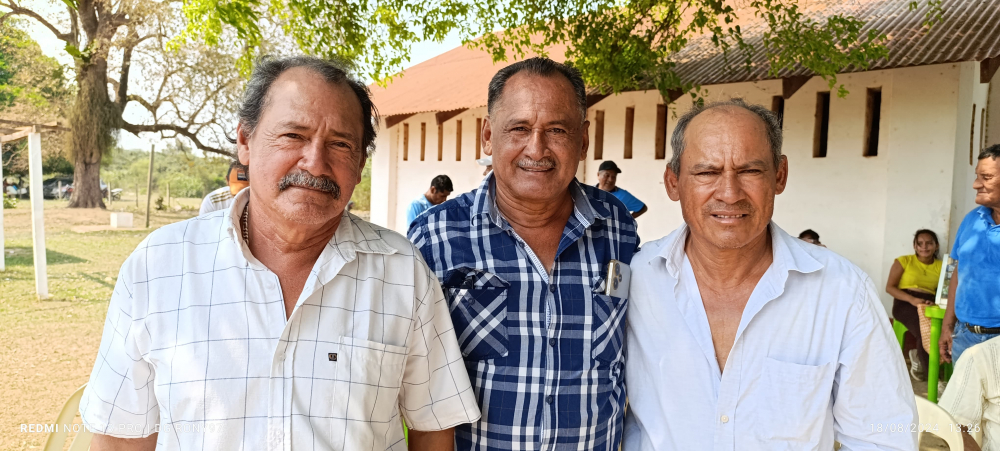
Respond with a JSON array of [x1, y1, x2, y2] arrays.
[[951, 320, 1000, 364]]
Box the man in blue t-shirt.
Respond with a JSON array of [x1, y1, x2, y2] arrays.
[[406, 174, 453, 226], [941, 144, 1000, 364], [596, 160, 647, 218]]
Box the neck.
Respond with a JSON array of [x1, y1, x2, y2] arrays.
[[685, 227, 773, 289], [494, 183, 574, 231], [917, 254, 935, 264], [245, 194, 340, 270], [992, 207, 1000, 224], [424, 191, 434, 202], [599, 182, 616, 192]]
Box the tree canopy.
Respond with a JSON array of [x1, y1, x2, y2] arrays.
[[181, 0, 943, 100]]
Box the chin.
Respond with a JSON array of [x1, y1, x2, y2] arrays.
[[277, 203, 343, 226]]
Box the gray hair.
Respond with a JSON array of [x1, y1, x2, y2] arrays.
[[669, 98, 783, 174], [980, 143, 1000, 161], [237, 55, 379, 158], [487, 57, 588, 123]]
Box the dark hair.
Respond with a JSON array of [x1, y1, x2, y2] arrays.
[[487, 57, 587, 123], [799, 229, 820, 241], [979, 143, 1000, 161], [913, 229, 940, 260], [227, 159, 249, 180], [237, 55, 378, 158], [670, 98, 783, 174], [430, 175, 453, 192]]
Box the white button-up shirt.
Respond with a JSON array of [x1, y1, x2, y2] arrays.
[[80, 190, 481, 450], [940, 335, 1000, 451], [623, 223, 917, 451]]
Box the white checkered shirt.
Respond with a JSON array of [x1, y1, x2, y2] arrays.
[[80, 190, 481, 450]]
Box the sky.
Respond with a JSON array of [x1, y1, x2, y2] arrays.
[[24, 8, 464, 152]]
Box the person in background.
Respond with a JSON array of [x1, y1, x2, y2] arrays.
[[885, 229, 941, 381], [798, 229, 824, 246], [941, 144, 1000, 364], [596, 160, 647, 218], [477, 155, 493, 176], [623, 98, 916, 450], [199, 161, 249, 215], [940, 336, 997, 451], [406, 174, 453, 226]]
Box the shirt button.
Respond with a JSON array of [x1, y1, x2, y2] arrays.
[[549, 285, 556, 293], [721, 415, 729, 424], [546, 395, 554, 404], [549, 338, 556, 347]]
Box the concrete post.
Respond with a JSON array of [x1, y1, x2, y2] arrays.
[[27, 128, 47, 299], [145, 144, 155, 228]]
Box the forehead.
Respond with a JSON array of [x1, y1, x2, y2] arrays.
[[493, 72, 581, 120], [977, 156, 1000, 173], [261, 67, 364, 134], [683, 106, 771, 164]]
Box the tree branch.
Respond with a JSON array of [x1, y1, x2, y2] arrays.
[[0, 0, 73, 43], [117, 26, 138, 112], [121, 121, 231, 157]]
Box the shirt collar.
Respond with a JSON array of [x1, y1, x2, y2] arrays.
[[657, 221, 823, 280], [975, 205, 999, 227], [227, 188, 397, 269], [470, 173, 608, 227]]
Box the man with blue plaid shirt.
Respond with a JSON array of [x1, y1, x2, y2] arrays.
[[408, 57, 639, 451]]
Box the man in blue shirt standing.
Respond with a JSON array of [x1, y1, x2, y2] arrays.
[[408, 57, 638, 451], [597, 161, 648, 218], [406, 174, 452, 226], [942, 143, 1000, 364]]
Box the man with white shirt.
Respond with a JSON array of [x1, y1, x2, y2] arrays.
[[623, 98, 916, 450], [80, 55, 480, 451]]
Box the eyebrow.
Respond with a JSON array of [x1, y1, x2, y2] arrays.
[[275, 120, 359, 142], [503, 118, 577, 128], [689, 159, 769, 172]]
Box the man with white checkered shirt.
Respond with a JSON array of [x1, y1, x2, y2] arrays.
[[80, 56, 481, 451], [408, 58, 639, 451]]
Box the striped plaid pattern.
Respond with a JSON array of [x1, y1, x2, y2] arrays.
[[408, 175, 639, 451]]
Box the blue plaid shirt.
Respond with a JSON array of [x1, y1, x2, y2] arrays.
[[408, 174, 639, 450]]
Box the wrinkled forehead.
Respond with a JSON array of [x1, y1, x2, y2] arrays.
[[492, 72, 584, 123], [683, 107, 772, 164]]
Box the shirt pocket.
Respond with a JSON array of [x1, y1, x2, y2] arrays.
[[592, 277, 627, 364], [753, 357, 834, 447], [313, 336, 408, 424], [444, 268, 510, 360]]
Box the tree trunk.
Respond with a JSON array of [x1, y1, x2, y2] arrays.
[[67, 57, 115, 209]]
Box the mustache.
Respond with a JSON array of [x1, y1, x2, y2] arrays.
[[703, 200, 755, 216], [278, 172, 341, 199], [516, 157, 556, 170]]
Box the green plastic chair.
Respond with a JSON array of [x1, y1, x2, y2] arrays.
[[43, 384, 92, 451]]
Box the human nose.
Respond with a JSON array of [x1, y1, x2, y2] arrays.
[[523, 128, 547, 158], [298, 138, 332, 176], [713, 171, 745, 204]]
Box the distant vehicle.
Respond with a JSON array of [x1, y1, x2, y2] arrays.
[[60, 179, 109, 200], [42, 176, 74, 199]]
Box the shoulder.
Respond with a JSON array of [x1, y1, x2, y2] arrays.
[[631, 234, 672, 269], [120, 212, 230, 279], [793, 239, 874, 296], [895, 254, 913, 267], [959, 206, 987, 231], [354, 215, 421, 259]]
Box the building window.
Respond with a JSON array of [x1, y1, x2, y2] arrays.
[[420, 122, 426, 161], [437, 123, 444, 161], [970, 104, 977, 165], [655, 104, 667, 160], [403, 123, 409, 161], [475, 118, 482, 159], [594, 110, 605, 160], [863, 88, 882, 157], [771, 96, 785, 129], [813, 92, 831, 158], [456, 119, 462, 161], [623, 106, 635, 159]]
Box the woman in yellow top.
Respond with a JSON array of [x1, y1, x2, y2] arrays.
[[885, 229, 942, 381]]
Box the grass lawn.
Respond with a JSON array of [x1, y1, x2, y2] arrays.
[[0, 196, 200, 451]]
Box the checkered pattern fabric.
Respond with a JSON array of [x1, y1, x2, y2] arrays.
[[80, 190, 481, 450], [408, 175, 639, 451]]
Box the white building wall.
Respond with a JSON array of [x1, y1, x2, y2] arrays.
[[370, 63, 980, 313]]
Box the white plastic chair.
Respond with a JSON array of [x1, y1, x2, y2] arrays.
[[43, 384, 92, 451], [915, 395, 964, 450]]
